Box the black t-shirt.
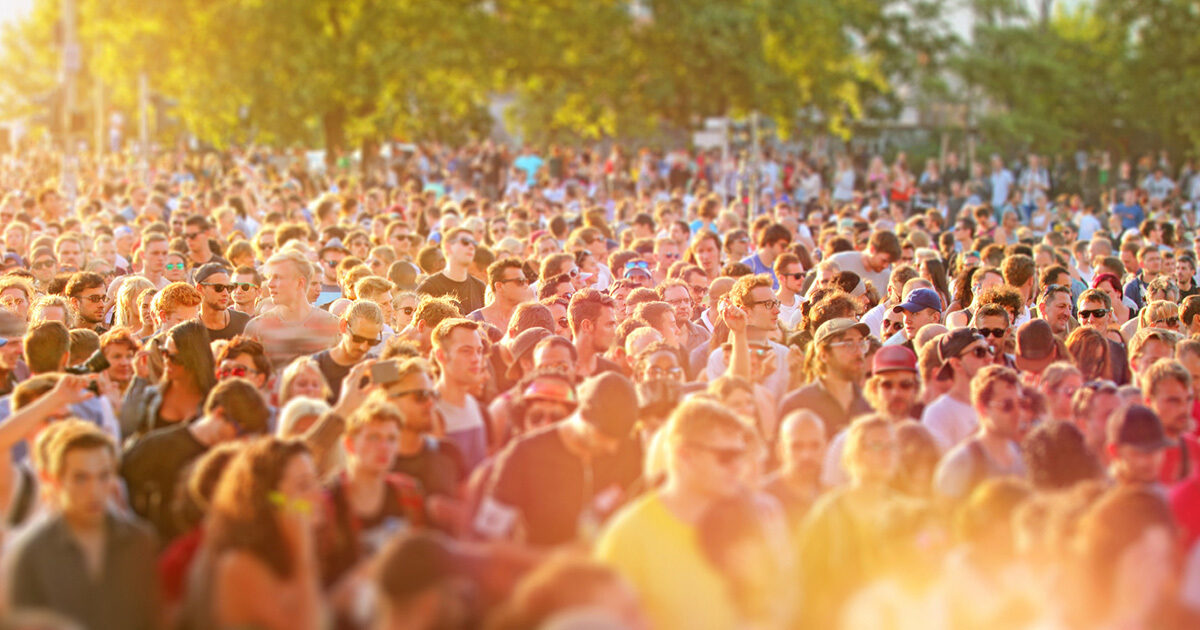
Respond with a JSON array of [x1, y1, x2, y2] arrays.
[[483, 425, 642, 546], [120, 424, 207, 542], [392, 436, 467, 498], [319, 474, 426, 587], [205, 309, 251, 341], [312, 349, 356, 402], [417, 272, 485, 314]]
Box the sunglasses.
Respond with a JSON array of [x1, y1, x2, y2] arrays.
[[878, 379, 917, 391], [218, 365, 257, 379], [32, 260, 55, 270], [454, 237, 477, 247], [185, 231, 203, 240], [349, 332, 383, 347], [166, 263, 185, 271], [233, 283, 257, 291], [785, 272, 805, 280], [687, 442, 748, 466], [1155, 317, 1180, 327], [201, 282, 236, 293], [389, 387, 440, 403], [80, 294, 105, 304], [974, 327, 1006, 338], [1079, 308, 1109, 319], [624, 260, 650, 271], [962, 345, 993, 359]]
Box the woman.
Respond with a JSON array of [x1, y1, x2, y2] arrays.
[[686, 230, 723, 281], [1038, 362, 1082, 423], [277, 356, 333, 408], [165, 251, 189, 283], [1065, 326, 1112, 383], [114, 276, 154, 332], [919, 258, 952, 313], [136, 288, 158, 338], [184, 438, 325, 630], [1120, 299, 1180, 341], [944, 267, 1005, 329], [1092, 273, 1132, 325], [119, 320, 215, 437]]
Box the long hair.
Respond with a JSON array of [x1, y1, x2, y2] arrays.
[[206, 437, 311, 578], [163, 319, 216, 394], [115, 276, 154, 329], [1065, 327, 1111, 382]]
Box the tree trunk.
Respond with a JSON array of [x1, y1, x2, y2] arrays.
[[322, 107, 347, 169]]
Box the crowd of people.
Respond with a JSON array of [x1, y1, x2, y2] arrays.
[[0, 142, 1199, 629]]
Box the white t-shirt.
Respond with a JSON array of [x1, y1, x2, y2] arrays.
[[705, 340, 789, 403], [828, 251, 892, 297], [436, 395, 488, 472], [921, 393, 979, 452]]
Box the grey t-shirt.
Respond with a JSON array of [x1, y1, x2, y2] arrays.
[[934, 437, 1026, 500], [828, 251, 892, 295]]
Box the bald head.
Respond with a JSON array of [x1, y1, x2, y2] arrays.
[[778, 410, 827, 477], [709, 276, 736, 309]]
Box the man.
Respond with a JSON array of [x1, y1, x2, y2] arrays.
[[739, 223, 792, 289], [1037, 283, 1074, 337], [779, 318, 872, 437], [245, 249, 340, 369], [1077, 288, 1131, 384], [989, 154, 1014, 209], [431, 318, 489, 471], [1113, 187, 1145, 232], [1129, 328, 1179, 391], [773, 253, 805, 327], [121, 378, 269, 541], [417, 227, 486, 314], [568, 289, 622, 379], [651, 237, 682, 285], [54, 234, 86, 273], [1014, 319, 1068, 382], [971, 304, 1015, 367], [29, 246, 57, 290], [99, 327, 139, 400], [313, 301, 384, 401], [183, 214, 222, 266], [5, 421, 160, 630], [382, 358, 467, 508], [1142, 359, 1200, 485], [827, 230, 901, 294], [373, 532, 477, 630], [0, 311, 27, 396], [150, 282, 202, 334], [396, 296, 460, 357], [1002, 254, 1037, 327], [934, 365, 1026, 500], [761, 410, 827, 530], [475, 372, 641, 547], [596, 398, 754, 630], [231, 265, 263, 315], [1071, 379, 1122, 456], [657, 280, 709, 358], [891, 287, 942, 350], [705, 275, 789, 402], [861, 264, 919, 338], [823, 345, 920, 487], [317, 238, 350, 305], [468, 257, 531, 331], [138, 232, 170, 289], [65, 271, 108, 333], [1107, 403, 1170, 486], [1125, 245, 1162, 310], [922, 328, 993, 452], [193, 263, 251, 341]]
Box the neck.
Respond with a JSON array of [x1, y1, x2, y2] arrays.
[[63, 509, 105, 535], [822, 372, 853, 395], [277, 298, 311, 321], [950, 377, 972, 402], [783, 467, 820, 493], [438, 377, 468, 405], [657, 479, 713, 526], [444, 262, 469, 281], [397, 428, 424, 455], [746, 326, 769, 342], [349, 464, 384, 487], [777, 287, 795, 301], [199, 303, 226, 327]]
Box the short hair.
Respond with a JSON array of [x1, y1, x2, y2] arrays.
[[64, 272, 105, 299], [68, 329, 100, 366], [99, 326, 141, 353], [487, 257, 525, 291], [1078, 288, 1112, 310], [13, 373, 60, 411], [265, 249, 314, 283], [972, 303, 1011, 328], [205, 377, 271, 435], [1129, 327, 1180, 363], [23, 320, 70, 373], [633, 301, 673, 329], [970, 365, 1021, 409], [1001, 254, 1036, 288], [728, 274, 773, 309], [1182, 296, 1200, 329], [567, 289, 614, 334], [345, 397, 405, 437], [758, 223, 792, 248], [539, 253, 574, 282], [46, 420, 116, 481], [1139, 300, 1178, 329], [430, 318, 479, 353], [440, 228, 473, 252], [664, 398, 751, 448], [0, 276, 33, 302], [508, 302, 553, 335], [29, 295, 74, 328], [216, 335, 272, 380], [1144, 359, 1192, 399], [354, 276, 393, 300], [153, 282, 202, 316], [1038, 283, 1072, 306], [1178, 339, 1200, 362], [343, 300, 384, 326], [413, 295, 460, 328]]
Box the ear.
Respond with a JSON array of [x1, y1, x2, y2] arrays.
[[339, 318, 349, 334]]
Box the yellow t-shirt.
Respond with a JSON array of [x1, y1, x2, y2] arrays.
[[594, 492, 738, 630]]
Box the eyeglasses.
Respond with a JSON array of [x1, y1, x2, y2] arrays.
[[454, 237, 477, 247], [877, 379, 917, 391], [348, 332, 383, 346], [557, 317, 569, 329], [785, 272, 804, 280], [829, 339, 869, 353], [686, 442, 749, 466], [1079, 308, 1109, 319], [185, 231, 203, 240], [689, 285, 708, 298], [233, 283, 257, 291], [201, 282, 236, 293], [1155, 316, 1180, 327], [974, 327, 1006, 338], [662, 252, 681, 260], [1082, 379, 1118, 394], [666, 297, 692, 308], [389, 388, 440, 403], [646, 366, 683, 379], [990, 398, 1018, 412], [32, 260, 55, 270], [166, 263, 185, 271], [80, 294, 105, 304], [402, 306, 415, 316], [218, 365, 259, 379], [497, 277, 526, 286], [748, 298, 782, 310]]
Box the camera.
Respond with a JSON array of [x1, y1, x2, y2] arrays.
[[65, 350, 110, 396]]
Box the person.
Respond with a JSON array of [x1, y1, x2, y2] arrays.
[[194, 262, 251, 341], [4, 420, 161, 630], [372, 531, 481, 630], [183, 438, 325, 630], [121, 378, 270, 542], [891, 287, 943, 350], [245, 249, 340, 369], [312, 300, 384, 402], [476, 372, 641, 546], [827, 230, 901, 293], [231, 266, 263, 315], [65, 271, 109, 333], [1036, 283, 1073, 337], [431, 318, 489, 471], [417, 227, 486, 314], [921, 328, 993, 452], [567, 289, 621, 379], [468, 257, 530, 330], [119, 320, 215, 439], [761, 410, 827, 529], [934, 365, 1027, 501], [596, 398, 754, 630], [739, 223, 791, 289], [1107, 403, 1171, 487], [1142, 359, 1200, 484], [779, 318, 871, 437]]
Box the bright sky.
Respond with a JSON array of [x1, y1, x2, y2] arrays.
[[0, 0, 31, 27]]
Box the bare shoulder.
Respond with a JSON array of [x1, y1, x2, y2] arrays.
[[215, 549, 277, 588]]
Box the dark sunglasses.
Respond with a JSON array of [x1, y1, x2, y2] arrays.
[[1155, 316, 1180, 327], [201, 282, 236, 293], [32, 260, 55, 270], [1079, 308, 1109, 319], [233, 283, 257, 291], [185, 231, 203, 240], [390, 387, 440, 403], [974, 327, 1006, 338], [454, 237, 477, 247], [687, 442, 748, 466], [884, 319, 904, 330], [785, 272, 805, 280], [80, 294, 105, 304], [349, 332, 383, 347]]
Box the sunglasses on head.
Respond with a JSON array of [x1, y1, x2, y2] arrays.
[[201, 282, 236, 293], [624, 260, 649, 271]]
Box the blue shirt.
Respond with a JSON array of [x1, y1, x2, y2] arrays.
[[1114, 203, 1145, 231], [740, 253, 778, 289]]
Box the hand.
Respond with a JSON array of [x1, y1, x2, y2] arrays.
[[722, 299, 749, 335], [133, 350, 152, 380], [333, 360, 375, 418], [49, 374, 96, 407]]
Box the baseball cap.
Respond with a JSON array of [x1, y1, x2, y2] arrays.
[[504, 328, 551, 380], [521, 374, 578, 405], [1107, 404, 1171, 451], [320, 237, 351, 256], [872, 345, 918, 375], [194, 262, 232, 284], [892, 288, 943, 314], [814, 318, 870, 346], [1015, 319, 1058, 373], [113, 225, 134, 239], [575, 372, 639, 440], [935, 328, 987, 365]]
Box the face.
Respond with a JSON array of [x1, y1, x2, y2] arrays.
[[144, 241, 168, 273], [56, 447, 116, 526], [184, 224, 209, 253], [385, 371, 436, 432], [901, 307, 939, 340], [1077, 299, 1111, 329], [874, 370, 918, 418], [265, 260, 303, 305], [823, 330, 866, 382], [1112, 444, 1165, 485], [956, 339, 994, 380], [882, 311, 904, 339], [218, 355, 266, 388], [103, 343, 135, 383], [164, 254, 187, 282], [395, 295, 417, 331], [523, 399, 573, 432], [1142, 252, 1162, 275], [57, 241, 83, 271], [980, 381, 1021, 439], [348, 237, 370, 260], [853, 426, 897, 483], [694, 238, 719, 270], [1045, 373, 1082, 421], [744, 286, 780, 330], [684, 427, 754, 498], [1134, 340, 1172, 380], [339, 316, 383, 363], [1148, 377, 1194, 439], [32, 255, 57, 283], [0, 287, 28, 320], [723, 387, 757, 420], [438, 327, 484, 386], [496, 267, 531, 304], [1039, 292, 1073, 335], [548, 303, 569, 337], [289, 365, 326, 401], [533, 343, 574, 375], [321, 252, 346, 282], [781, 419, 826, 478], [348, 421, 401, 473], [232, 273, 261, 309], [275, 453, 322, 527], [656, 242, 681, 269], [662, 286, 693, 325], [974, 314, 1009, 358], [637, 350, 681, 384], [445, 233, 477, 266], [199, 271, 233, 311]]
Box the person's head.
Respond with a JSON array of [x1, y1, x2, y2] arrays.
[[45, 421, 117, 527], [1128, 328, 1179, 386], [937, 327, 993, 384], [1065, 325, 1111, 383], [1140, 300, 1181, 334], [342, 396, 406, 475], [1037, 284, 1073, 336], [865, 345, 920, 420], [487, 257, 531, 306], [1142, 359, 1194, 440], [279, 356, 332, 405], [1138, 245, 1162, 276], [64, 272, 107, 326], [665, 397, 756, 497], [216, 335, 272, 390], [1040, 362, 1083, 422], [0, 311, 26, 372], [152, 282, 202, 330], [0, 276, 33, 320], [29, 294, 74, 329], [431, 318, 484, 387], [657, 279, 695, 325], [567, 288, 617, 353], [864, 231, 902, 272], [1071, 379, 1120, 455], [164, 251, 188, 282], [1022, 421, 1102, 491], [842, 415, 898, 485], [264, 249, 313, 307], [971, 365, 1023, 441], [777, 410, 827, 481], [706, 375, 756, 420], [515, 370, 578, 433], [194, 263, 235, 313], [1106, 404, 1170, 485], [892, 287, 942, 340], [53, 233, 84, 271], [728, 274, 779, 331], [374, 532, 478, 630], [231, 266, 263, 312], [337, 300, 385, 364], [205, 377, 271, 439], [441, 227, 477, 269], [161, 319, 217, 393], [29, 246, 57, 283], [1001, 254, 1037, 300], [812, 318, 869, 383], [23, 320, 69, 374]]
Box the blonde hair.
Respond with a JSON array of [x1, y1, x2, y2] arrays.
[[1139, 300, 1180, 329], [267, 248, 315, 284], [276, 396, 331, 438], [278, 356, 332, 404], [115, 276, 154, 329]]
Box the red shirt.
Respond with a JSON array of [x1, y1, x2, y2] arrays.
[[1159, 434, 1200, 486], [1172, 474, 1200, 550]]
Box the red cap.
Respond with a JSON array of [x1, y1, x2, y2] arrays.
[[872, 345, 918, 375]]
